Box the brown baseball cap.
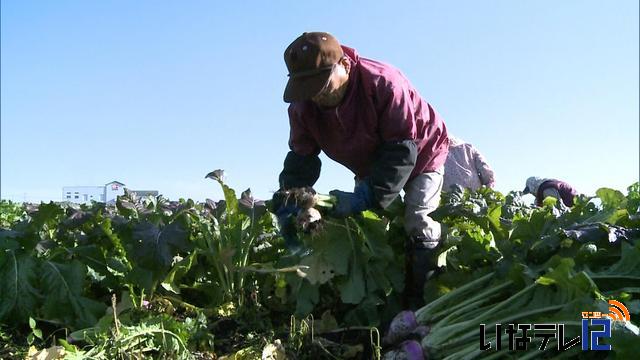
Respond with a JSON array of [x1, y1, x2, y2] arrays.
[[283, 32, 344, 103]]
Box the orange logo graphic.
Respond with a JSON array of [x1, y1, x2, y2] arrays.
[[605, 300, 630, 322]]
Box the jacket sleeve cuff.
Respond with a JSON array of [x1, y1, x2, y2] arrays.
[[278, 151, 322, 189], [368, 140, 417, 209]]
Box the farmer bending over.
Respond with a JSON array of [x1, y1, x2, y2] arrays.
[[523, 176, 577, 207], [442, 136, 495, 192], [275, 32, 449, 308]]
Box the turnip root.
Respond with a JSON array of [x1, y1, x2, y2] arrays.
[[382, 310, 418, 346], [382, 340, 424, 360], [296, 207, 323, 233]]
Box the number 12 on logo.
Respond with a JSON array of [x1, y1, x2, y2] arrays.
[[582, 318, 611, 351]]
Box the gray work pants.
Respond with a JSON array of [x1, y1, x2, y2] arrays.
[[353, 168, 443, 242], [402, 168, 444, 308], [403, 168, 444, 243]]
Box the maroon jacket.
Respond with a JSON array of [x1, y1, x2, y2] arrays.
[[536, 180, 577, 207], [287, 46, 448, 180]]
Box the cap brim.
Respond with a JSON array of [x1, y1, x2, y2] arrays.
[[283, 69, 332, 103]]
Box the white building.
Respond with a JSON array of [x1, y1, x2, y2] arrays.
[[62, 181, 157, 204], [62, 185, 107, 203]]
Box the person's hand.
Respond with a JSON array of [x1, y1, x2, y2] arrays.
[[329, 182, 374, 218]]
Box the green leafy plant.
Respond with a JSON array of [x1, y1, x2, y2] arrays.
[[190, 170, 279, 307], [0, 200, 27, 228], [265, 187, 405, 327], [26, 317, 43, 345]]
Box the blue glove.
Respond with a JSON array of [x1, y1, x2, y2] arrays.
[[329, 182, 375, 218], [275, 205, 302, 249]]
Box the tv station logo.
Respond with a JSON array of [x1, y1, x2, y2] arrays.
[[479, 300, 631, 352]]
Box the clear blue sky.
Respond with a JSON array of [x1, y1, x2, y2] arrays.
[[2, 0, 638, 203]]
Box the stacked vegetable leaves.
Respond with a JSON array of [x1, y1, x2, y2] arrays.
[[383, 184, 640, 359]]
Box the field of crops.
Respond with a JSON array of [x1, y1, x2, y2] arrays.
[[1, 172, 638, 359]]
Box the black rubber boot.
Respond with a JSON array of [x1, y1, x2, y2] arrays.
[[404, 236, 440, 310]]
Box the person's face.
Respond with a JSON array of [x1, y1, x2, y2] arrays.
[[311, 58, 350, 108]]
